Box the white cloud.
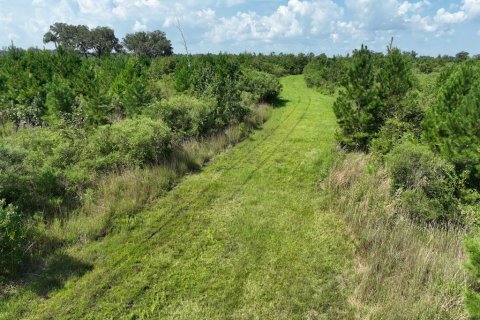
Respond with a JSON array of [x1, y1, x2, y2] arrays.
[[410, 14, 436, 32], [133, 20, 148, 32], [463, 0, 480, 18], [205, 0, 342, 44], [0, 0, 478, 55], [434, 8, 466, 24], [398, 1, 430, 15], [77, 0, 111, 16]]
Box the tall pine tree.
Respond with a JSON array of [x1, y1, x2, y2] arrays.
[[333, 45, 381, 150], [423, 61, 480, 186]]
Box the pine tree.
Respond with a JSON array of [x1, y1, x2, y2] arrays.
[[378, 46, 415, 120], [333, 45, 381, 150], [423, 61, 480, 186]]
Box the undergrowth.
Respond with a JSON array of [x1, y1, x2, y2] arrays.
[[17, 103, 272, 278], [322, 151, 468, 319]]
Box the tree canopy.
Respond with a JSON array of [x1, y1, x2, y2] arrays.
[[43, 23, 127, 57], [123, 30, 173, 57]]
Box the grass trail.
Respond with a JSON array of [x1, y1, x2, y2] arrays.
[[1, 75, 354, 319]]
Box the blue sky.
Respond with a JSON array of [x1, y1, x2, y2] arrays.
[[1, 0, 479, 56]]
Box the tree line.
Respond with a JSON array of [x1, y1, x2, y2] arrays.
[[43, 22, 173, 57]]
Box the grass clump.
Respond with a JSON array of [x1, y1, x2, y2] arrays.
[[323, 151, 468, 319]]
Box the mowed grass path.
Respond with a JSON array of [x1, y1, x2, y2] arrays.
[[2, 75, 354, 319]]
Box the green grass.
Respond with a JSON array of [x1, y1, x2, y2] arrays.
[[0, 75, 354, 319]]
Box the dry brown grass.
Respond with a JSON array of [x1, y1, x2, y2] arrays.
[[323, 151, 468, 319]]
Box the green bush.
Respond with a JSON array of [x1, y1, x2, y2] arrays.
[[303, 55, 348, 93], [240, 69, 282, 103], [80, 117, 173, 171], [144, 96, 214, 137], [0, 200, 27, 277], [0, 129, 76, 214], [386, 141, 461, 224]]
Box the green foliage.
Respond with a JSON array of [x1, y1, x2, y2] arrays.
[[456, 51, 470, 61], [175, 55, 251, 129], [303, 54, 348, 93], [0, 200, 27, 277], [333, 44, 417, 152], [84, 118, 172, 170], [333, 45, 381, 150], [123, 30, 173, 57], [378, 47, 416, 120], [144, 96, 213, 137], [423, 61, 480, 187], [386, 141, 461, 224], [0, 129, 72, 214], [43, 23, 122, 57], [0, 119, 172, 215], [371, 90, 425, 154], [44, 75, 76, 124], [466, 235, 480, 319], [240, 69, 282, 103], [241, 53, 311, 76]]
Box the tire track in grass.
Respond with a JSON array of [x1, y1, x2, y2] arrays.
[[34, 84, 309, 316], [12, 76, 354, 320]]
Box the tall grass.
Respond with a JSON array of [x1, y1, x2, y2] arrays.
[[322, 151, 468, 319], [29, 104, 273, 259]]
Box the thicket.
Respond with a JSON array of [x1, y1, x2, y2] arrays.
[[322, 152, 467, 319], [322, 44, 480, 317], [0, 45, 289, 277], [303, 54, 348, 93]]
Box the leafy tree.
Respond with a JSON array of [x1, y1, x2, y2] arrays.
[[43, 23, 123, 57], [43, 23, 77, 51], [240, 69, 282, 103], [123, 30, 173, 58], [73, 25, 92, 57], [43, 75, 76, 124], [456, 51, 470, 61], [90, 27, 123, 57], [423, 61, 480, 186], [333, 45, 381, 150]]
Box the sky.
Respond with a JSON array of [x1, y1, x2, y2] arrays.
[[0, 0, 479, 56]]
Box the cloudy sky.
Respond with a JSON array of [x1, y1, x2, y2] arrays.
[[1, 0, 479, 55]]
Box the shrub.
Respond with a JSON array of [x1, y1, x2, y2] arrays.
[[144, 96, 214, 137], [0, 129, 76, 214], [386, 141, 461, 224], [303, 55, 348, 93], [240, 69, 282, 103], [0, 200, 27, 277], [80, 117, 173, 172]]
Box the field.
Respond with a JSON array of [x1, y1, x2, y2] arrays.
[[1, 76, 357, 319], [2, 25, 480, 318]]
